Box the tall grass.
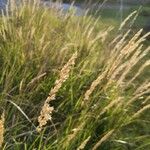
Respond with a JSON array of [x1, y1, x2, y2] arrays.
[[0, 1, 149, 149]]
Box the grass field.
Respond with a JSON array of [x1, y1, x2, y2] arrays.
[[0, 1, 150, 150]]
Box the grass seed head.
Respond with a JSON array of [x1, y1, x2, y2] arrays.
[[37, 52, 77, 132], [0, 112, 5, 148]]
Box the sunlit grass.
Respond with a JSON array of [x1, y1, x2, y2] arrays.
[[0, 1, 149, 150]]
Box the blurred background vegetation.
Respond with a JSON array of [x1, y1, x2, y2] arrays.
[[52, 0, 150, 35]]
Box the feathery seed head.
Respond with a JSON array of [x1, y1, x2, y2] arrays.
[[37, 52, 77, 132], [0, 112, 5, 148]]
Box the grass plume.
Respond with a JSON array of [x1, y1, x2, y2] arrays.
[[0, 112, 5, 148], [37, 52, 77, 132]]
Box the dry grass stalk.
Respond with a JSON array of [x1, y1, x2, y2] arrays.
[[65, 122, 85, 148], [0, 112, 5, 148], [109, 34, 122, 46], [77, 136, 91, 150], [106, 49, 133, 81], [26, 72, 47, 90], [110, 29, 131, 54], [19, 78, 25, 93], [134, 80, 150, 95], [83, 29, 147, 102], [119, 11, 137, 30], [120, 29, 142, 54], [142, 96, 150, 105], [107, 29, 143, 77], [92, 129, 114, 150], [126, 87, 150, 106], [98, 97, 122, 117], [129, 10, 139, 28], [84, 69, 108, 102], [46, 51, 77, 104], [37, 52, 78, 132], [132, 104, 150, 119], [107, 32, 149, 89], [127, 60, 150, 86], [101, 27, 114, 43], [89, 27, 114, 47], [109, 62, 128, 81], [116, 45, 144, 86], [106, 30, 132, 82]]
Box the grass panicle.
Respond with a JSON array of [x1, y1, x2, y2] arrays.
[[0, 112, 5, 148], [37, 52, 77, 132]]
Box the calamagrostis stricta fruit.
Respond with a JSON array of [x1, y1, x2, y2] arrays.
[[64, 122, 85, 148], [126, 81, 150, 106], [84, 69, 108, 102], [132, 104, 150, 119], [77, 136, 91, 150], [92, 129, 114, 150], [0, 112, 5, 148], [119, 11, 137, 30], [142, 96, 150, 105], [37, 52, 77, 132]]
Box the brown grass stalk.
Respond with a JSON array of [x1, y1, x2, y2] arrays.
[[119, 11, 137, 30], [132, 104, 150, 119], [142, 96, 150, 104], [134, 80, 150, 96], [26, 72, 47, 90], [77, 136, 91, 150], [98, 97, 122, 117], [37, 52, 77, 132], [84, 69, 108, 102], [126, 87, 150, 106], [142, 96, 150, 105], [107, 29, 144, 78], [127, 60, 150, 86], [0, 112, 5, 148], [92, 129, 114, 150]]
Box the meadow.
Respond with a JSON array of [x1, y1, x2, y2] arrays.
[[0, 1, 150, 150]]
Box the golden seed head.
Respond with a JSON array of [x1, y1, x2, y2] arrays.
[[0, 112, 5, 148], [37, 52, 77, 132]]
